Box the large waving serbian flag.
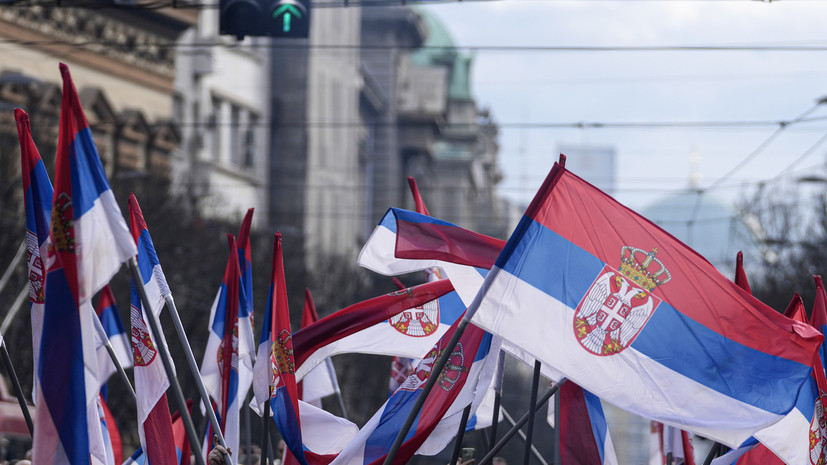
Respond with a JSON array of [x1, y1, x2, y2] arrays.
[[129, 194, 178, 465], [16, 108, 53, 406], [32, 63, 137, 465], [201, 235, 244, 456], [465, 156, 824, 464]]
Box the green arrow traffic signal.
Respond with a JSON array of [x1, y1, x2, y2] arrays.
[[273, 3, 302, 32]]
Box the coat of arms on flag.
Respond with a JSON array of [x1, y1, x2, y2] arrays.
[[574, 246, 669, 356], [399, 343, 467, 392], [389, 300, 439, 337], [810, 393, 827, 465]]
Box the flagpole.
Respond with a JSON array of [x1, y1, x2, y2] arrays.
[[0, 339, 33, 435], [260, 401, 270, 465], [163, 293, 234, 465], [127, 258, 208, 465], [382, 266, 503, 465], [449, 405, 473, 465], [476, 379, 567, 465], [523, 361, 541, 465], [500, 408, 548, 465], [0, 241, 25, 296], [90, 311, 136, 402], [488, 351, 505, 451], [324, 358, 348, 418], [701, 443, 721, 465]]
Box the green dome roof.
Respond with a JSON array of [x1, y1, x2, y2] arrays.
[[409, 6, 458, 66], [409, 6, 473, 101]]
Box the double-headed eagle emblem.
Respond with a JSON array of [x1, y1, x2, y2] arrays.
[[574, 246, 670, 356]]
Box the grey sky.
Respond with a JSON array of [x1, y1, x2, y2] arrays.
[[423, 0, 827, 211]]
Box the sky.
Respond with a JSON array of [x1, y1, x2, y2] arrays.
[[422, 0, 827, 212]]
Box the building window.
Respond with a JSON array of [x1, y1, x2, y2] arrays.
[[230, 104, 241, 165], [210, 95, 222, 161], [244, 113, 258, 168]]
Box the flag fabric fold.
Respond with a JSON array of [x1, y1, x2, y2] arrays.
[[466, 158, 824, 463], [33, 63, 137, 465], [236, 209, 257, 404], [129, 194, 177, 465], [95, 285, 133, 384], [358, 208, 499, 306], [290, 280, 457, 381], [548, 381, 619, 465], [16, 108, 53, 406], [299, 289, 340, 407], [200, 235, 244, 457]]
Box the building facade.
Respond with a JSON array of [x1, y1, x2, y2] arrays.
[[173, 3, 271, 225]]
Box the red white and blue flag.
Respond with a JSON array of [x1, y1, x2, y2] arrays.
[[549, 382, 619, 465], [290, 279, 457, 381], [358, 208, 502, 306], [129, 194, 178, 465], [328, 315, 500, 465], [95, 285, 133, 384], [236, 209, 256, 403], [201, 235, 244, 457], [466, 157, 824, 463], [16, 108, 53, 406], [32, 63, 137, 465]]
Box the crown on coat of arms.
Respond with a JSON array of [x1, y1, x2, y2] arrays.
[[619, 246, 671, 291]]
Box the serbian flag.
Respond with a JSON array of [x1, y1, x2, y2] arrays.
[[95, 285, 133, 384], [713, 293, 825, 465], [290, 279, 457, 382], [299, 289, 340, 408], [98, 394, 123, 465], [734, 251, 751, 294], [16, 108, 53, 406], [32, 63, 137, 465], [200, 235, 244, 456], [236, 209, 256, 403], [129, 194, 177, 465], [124, 402, 194, 465], [329, 315, 500, 465], [465, 156, 824, 463], [358, 208, 503, 306], [550, 382, 619, 465]]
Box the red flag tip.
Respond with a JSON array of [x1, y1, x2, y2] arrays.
[[558, 153, 567, 168]]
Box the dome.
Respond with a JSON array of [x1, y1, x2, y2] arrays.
[[409, 7, 473, 101], [640, 190, 760, 276]]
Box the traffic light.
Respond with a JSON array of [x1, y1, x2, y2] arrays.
[[219, 0, 310, 39]]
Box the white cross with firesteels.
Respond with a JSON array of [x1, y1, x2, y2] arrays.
[[598, 295, 630, 331]]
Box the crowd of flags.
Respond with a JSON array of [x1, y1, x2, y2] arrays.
[[4, 61, 827, 465]]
